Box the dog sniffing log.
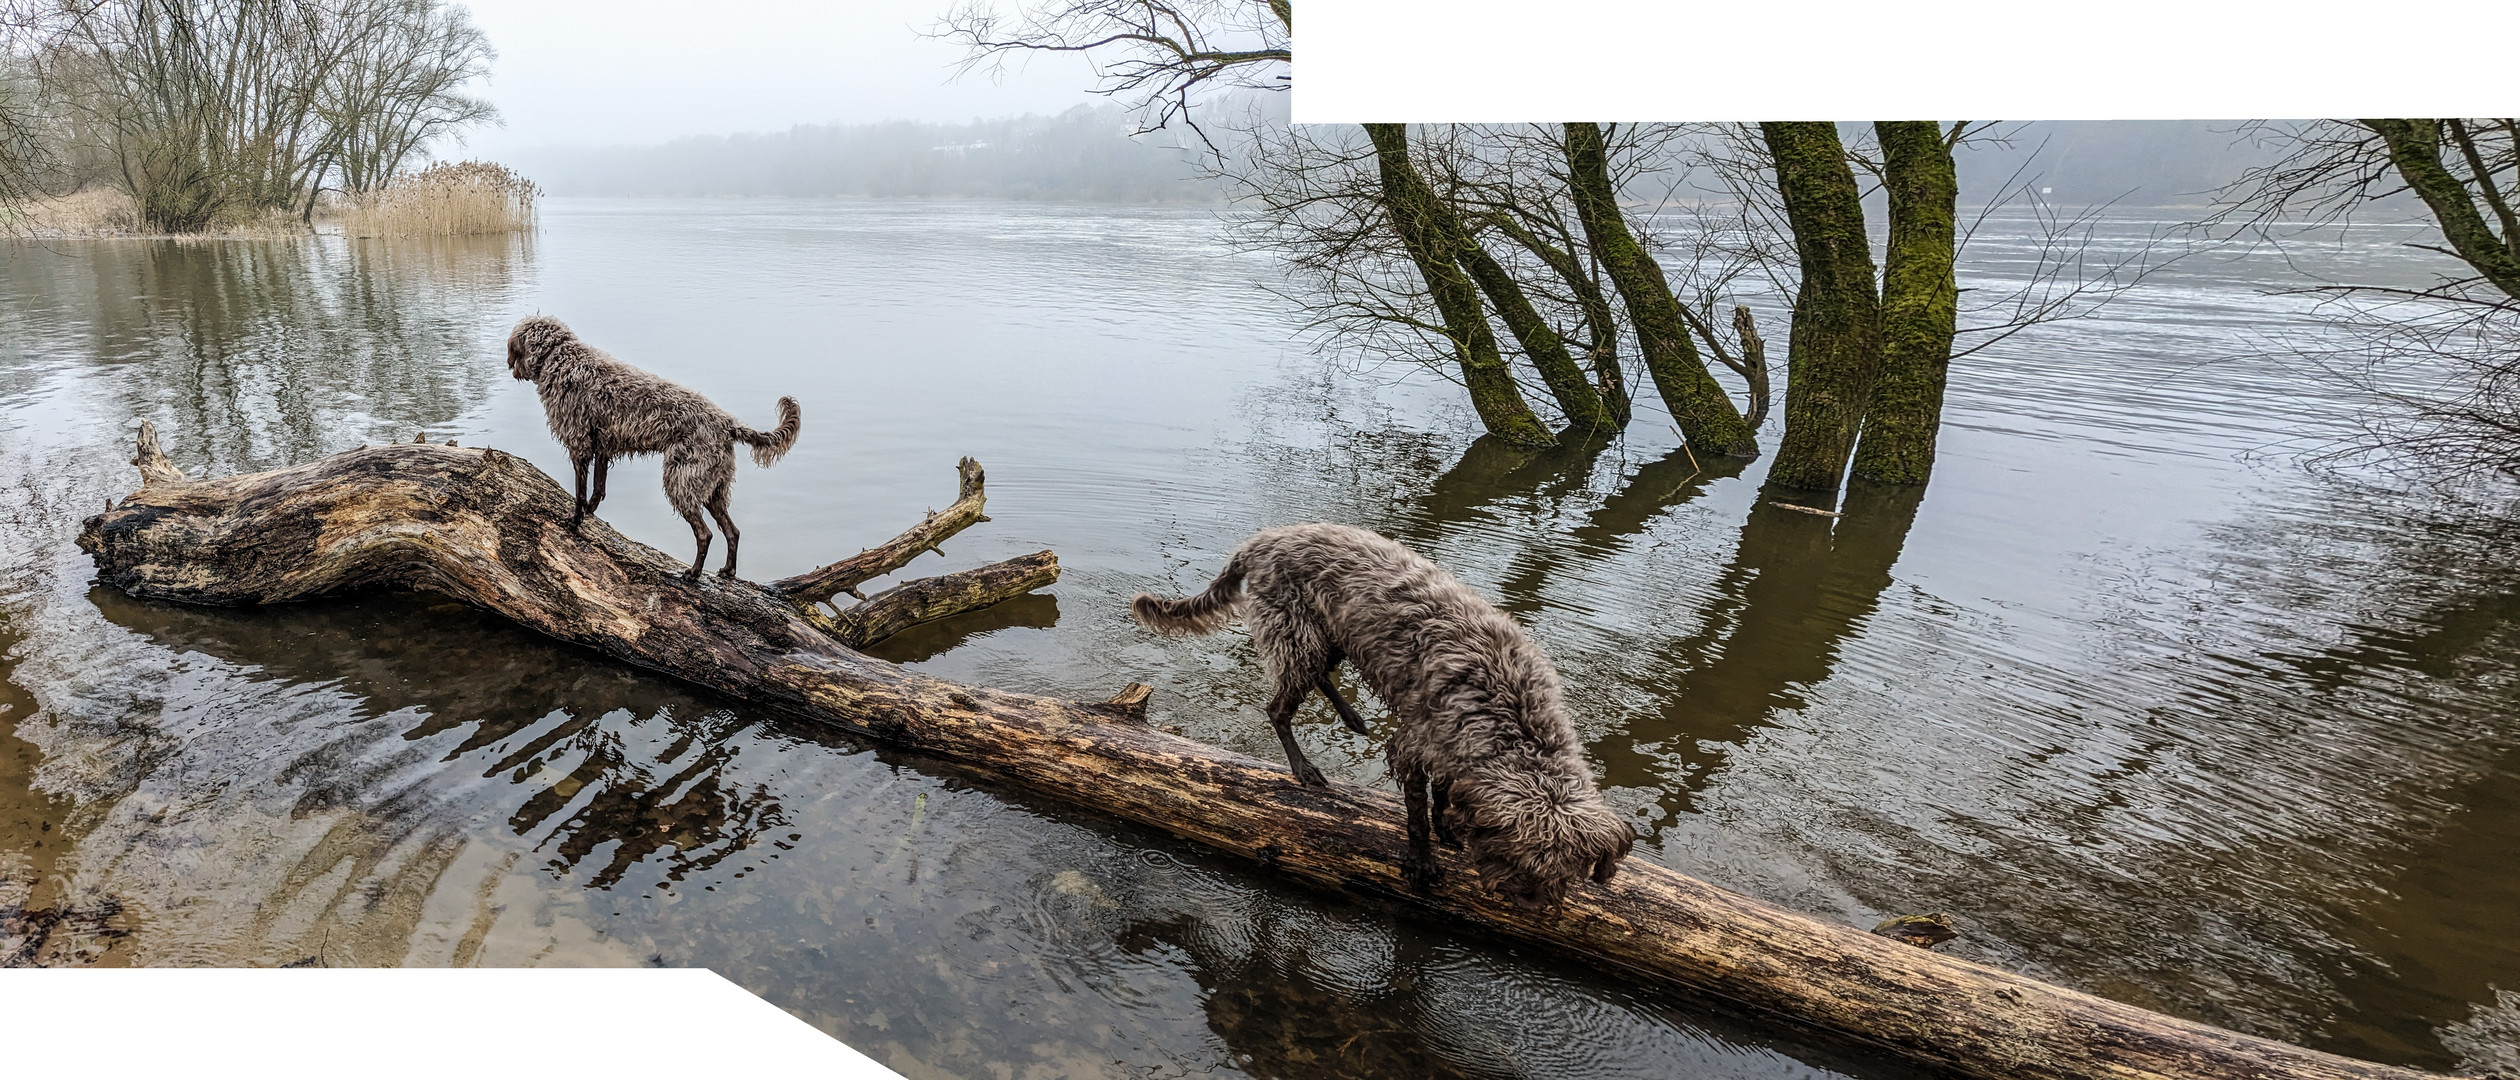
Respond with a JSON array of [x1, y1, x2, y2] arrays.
[[1132, 523, 1635, 905], [505, 316, 800, 581]]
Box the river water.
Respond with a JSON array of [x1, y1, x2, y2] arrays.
[[2, 199, 2515, 1079]]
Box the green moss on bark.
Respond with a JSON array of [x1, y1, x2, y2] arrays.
[[1563, 123, 1757, 457], [1849, 121, 1959, 486], [1365, 124, 1554, 448], [1761, 121, 1882, 494], [1454, 237, 1620, 433], [2365, 119, 2520, 300]]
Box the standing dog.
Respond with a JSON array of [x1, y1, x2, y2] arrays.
[[505, 315, 800, 581], [1131, 523, 1633, 905]]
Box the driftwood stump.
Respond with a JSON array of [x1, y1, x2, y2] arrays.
[[74, 424, 2451, 1080]]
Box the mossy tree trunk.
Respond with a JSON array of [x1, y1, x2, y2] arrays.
[[1454, 234, 1621, 434], [1562, 122, 1759, 457], [1486, 211, 1633, 425], [1849, 121, 1960, 486], [1761, 121, 1884, 497], [1365, 123, 1555, 448], [2363, 119, 2520, 300]]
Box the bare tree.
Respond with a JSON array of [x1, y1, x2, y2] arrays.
[[2222, 120, 2520, 300], [311, 0, 495, 199], [1560, 122, 1759, 456], [1362, 122, 1556, 446], [22, 0, 494, 230], [2218, 119, 2520, 478], [2298, 290, 2520, 479], [934, 9, 2148, 477], [1220, 121, 1786, 449], [1, 2, 49, 209], [936, 0, 1287, 146], [1416, 128, 1621, 435], [1678, 121, 2161, 497]]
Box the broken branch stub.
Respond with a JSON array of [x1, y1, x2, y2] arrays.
[[772, 456, 989, 604]]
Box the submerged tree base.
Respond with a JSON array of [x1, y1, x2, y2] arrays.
[[75, 424, 2447, 1080]]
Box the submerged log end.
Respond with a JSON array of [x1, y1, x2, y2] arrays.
[[1871, 912, 1959, 949], [1100, 682, 1154, 724], [827, 549, 1060, 648]]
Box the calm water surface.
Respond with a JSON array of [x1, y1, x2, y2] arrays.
[[2, 199, 2516, 1078]]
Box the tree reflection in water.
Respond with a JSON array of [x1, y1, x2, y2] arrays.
[[97, 588, 790, 888]]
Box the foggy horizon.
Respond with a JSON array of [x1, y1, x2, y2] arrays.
[[493, 113, 2299, 211], [427, 5, 2327, 211]]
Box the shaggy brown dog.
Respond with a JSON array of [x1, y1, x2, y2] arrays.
[[1132, 523, 1633, 904], [505, 315, 800, 581]]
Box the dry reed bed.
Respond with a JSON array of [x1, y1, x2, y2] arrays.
[[6, 188, 144, 236], [338, 161, 539, 238]]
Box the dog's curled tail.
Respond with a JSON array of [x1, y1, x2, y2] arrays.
[[1130, 554, 1247, 637], [737, 396, 801, 467]]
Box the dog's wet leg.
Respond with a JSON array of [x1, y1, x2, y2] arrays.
[[707, 483, 740, 579], [678, 507, 711, 584], [588, 454, 611, 516], [569, 453, 590, 526], [1265, 682, 1329, 787], [1404, 766, 1439, 891], [1431, 778, 1462, 848]]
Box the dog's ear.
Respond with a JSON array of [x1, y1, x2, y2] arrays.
[[504, 327, 537, 380], [506, 316, 571, 379]]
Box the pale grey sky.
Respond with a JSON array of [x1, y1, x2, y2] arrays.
[[453, 1, 1105, 154]]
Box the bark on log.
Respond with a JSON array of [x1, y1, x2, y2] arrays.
[[771, 457, 990, 604], [74, 426, 2455, 1080]]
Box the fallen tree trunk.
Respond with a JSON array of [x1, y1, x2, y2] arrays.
[[75, 427, 2450, 1080]]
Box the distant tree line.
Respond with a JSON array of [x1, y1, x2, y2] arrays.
[[0, 0, 494, 231], [510, 105, 1231, 203]]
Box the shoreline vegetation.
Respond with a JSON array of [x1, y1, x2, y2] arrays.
[[337, 160, 539, 237], [5, 159, 539, 239], [0, 0, 500, 235]]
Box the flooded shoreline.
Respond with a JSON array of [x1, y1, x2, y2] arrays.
[[4, 198, 2516, 1078]]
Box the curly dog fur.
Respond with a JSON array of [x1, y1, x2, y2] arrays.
[[505, 315, 800, 581], [1131, 523, 1633, 905]]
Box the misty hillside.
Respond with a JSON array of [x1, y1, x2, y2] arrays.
[[505, 116, 2302, 209], [506, 105, 1228, 202]]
